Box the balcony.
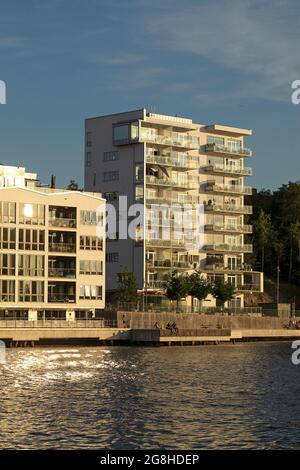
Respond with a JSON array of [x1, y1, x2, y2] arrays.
[[204, 263, 253, 272], [205, 182, 252, 195], [204, 224, 253, 234], [48, 267, 76, 279], [235, 284, 262, 292], [48, 293, 76, 303], [148, 260, 191, 269], [204, 204, 252, 215], [49, 242, 76, 253], [205, 143, 252, 157], [203, 244, 253, 253], [49, 217, 76, 228], [146, 194, 200, 206], [146, 238, 196, 249], [140, 129, 199, 149], [146, 175, 199, 190], [202, 164, 252, 177], [146, 154, 198, 170]]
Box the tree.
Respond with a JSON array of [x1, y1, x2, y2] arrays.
[[288, 221, 300, 282], [163, 271, 190, 311], [188, 272, 211, 311], [117, 271, 138, 304], [253, 209, 273, 273], [211, 278, 235, 309], [67, 179, 79, 190]]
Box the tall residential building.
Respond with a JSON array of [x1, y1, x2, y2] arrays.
[[84, 109, 263, 309], [0, 165, 106, 320]]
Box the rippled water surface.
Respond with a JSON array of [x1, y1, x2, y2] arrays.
[[0, 342, 299, 449]]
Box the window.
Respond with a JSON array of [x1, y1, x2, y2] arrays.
[[0, 228, 16, 249], [135, 163, 143, 182], [18, 255, 44, 277], [0, 280, 15, 302], [19, 229, 45, 251], [0, 254, 15, 275], [207, 136, 225, 145], [106, 252, 119, 263], [80, 260, 103, 275], [79, 285, 102, 300], [103, 151, 119, 162], [19, 203, 45, 225], [86, 152, 92, 167], [80, 210, 103, 225], [113, 124, 129, 143], [19, 281, 44, 302], [103, 191, 119, 201], [0, 202, 16, 223], [80, 236, 103, 251], [135, 185, 144, 200], [86, 132, 92, 147], [103, 171, 119, 182]]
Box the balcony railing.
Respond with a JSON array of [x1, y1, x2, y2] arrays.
[[204, 204, 253, 214], [48, 293, 76, 303], [205, 143, 252, 157], [49, 217, 77, 228], [202, 164, 252, 176], [235, 284, 262, 292], [205, 183, 252, 195], [203, 244, 253, 253], [148, 260, 191, 269], [49, 242, 76, 253], [204, 224, 253, 234], [146, 154, 198, 169], [204, 263, 253, 272], [146, 238, 196, 249], [146, 195, 200, 205], [48, 268, 76, 278], [140, 130, 199, 149], [146, 175, 198, 189]]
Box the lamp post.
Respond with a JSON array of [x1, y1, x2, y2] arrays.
[[277, 265, 280, 306]]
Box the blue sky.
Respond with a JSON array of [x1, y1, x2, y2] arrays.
[[0, 0, 300, 189]]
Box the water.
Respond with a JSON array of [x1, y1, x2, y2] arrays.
[[0, 342, 299, 449]]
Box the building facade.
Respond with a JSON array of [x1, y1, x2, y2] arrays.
[[84, 109, 263, 309], [0, 166, 106, 320]]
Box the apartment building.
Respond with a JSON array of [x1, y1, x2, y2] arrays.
[[84, 109, 263, 309], [0, 165, 105, 319]]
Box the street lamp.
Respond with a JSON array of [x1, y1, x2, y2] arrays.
[[277, 265, 280, 306]]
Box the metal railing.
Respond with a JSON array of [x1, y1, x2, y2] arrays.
[[49, 217, 77, 228], [204, 204, 253, 214], [117, 303, 262, 315], [146, 154, 198, 169], [204, 263, 253, 272], [204, 224, 253, 233], [0, 319, 118, 328], [49, 242, 76, 253], [202, 164, 252, 176], [48, 268, 76, 278], [140, 131, 199, 149], [48, 294, 76, 303], [203, 244, 253, 253], [205, 183, 252, 195], [205, 143, 252, 157]]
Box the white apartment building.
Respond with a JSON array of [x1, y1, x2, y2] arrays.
[[0, 165, 106, 320], [84, 109, 263, 309]]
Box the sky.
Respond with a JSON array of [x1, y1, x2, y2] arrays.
[[0, 0, 300, 190]]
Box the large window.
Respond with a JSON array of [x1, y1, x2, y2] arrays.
[[79, 285, 102, 300], [113, 124, 129, 142], [19, 229, 45, 251], [80, 210, 103, 225], [18, 255, 44, 277], [0, 254, 15, 275], [0, 202, 16, 224], [0, 280, 15, 302], [86, 132, 92, 147], [0, 228, 16, 250], [103, 191, 119, 201], [106, 252, 119, 263], [103, 171, 119, 182], [86, 152, 92, 167], [19, 281, 44, 302], [103, 151, 119, 162], [19, 203, 45, 225], [80, 236, 103, 251], [80, 260, 103, 275], [207, 136, 225, 145]]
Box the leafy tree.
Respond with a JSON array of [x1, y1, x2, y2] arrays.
[[253, 209, 274, 273], [163, 271, 190, 310], [188, 272, 211, 311], [211, 279, 235, 309], [288, 221, 300, 282], [67, 179, 79, 190], [117, 271, 138, 303]]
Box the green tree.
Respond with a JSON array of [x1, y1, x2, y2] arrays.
[[117, 271, 138, 304], [188, 272, 211, 311], [253, 209, 273, 273], [163, 271, 190, 311], [211, 278, 235, 309], [67, 179, 79, 190], [288, 221, 300, 282]]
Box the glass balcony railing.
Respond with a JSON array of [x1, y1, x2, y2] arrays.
[[146, 154, 198, 169], [48, 268, 76, 278], [140, 129, 199, 149], [48, 217, 77, 228], [204, 203, 252, 214], [205, 143, 252, 157], [48, 293, 76, 303], [204, 224, 253, 234], [49, 242, 76, 253], [146, 238, 196, 248], [146, 194, 200, 205], [203, 244, 253, 253], [202, 164, 252, 176], [146, 175, 198, 189], [204, 263, 253, 272], [205, 183, 252, 195], [148, 260, 191, 269]]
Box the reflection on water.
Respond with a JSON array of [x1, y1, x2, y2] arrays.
[[0, 342, 299, 449]]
